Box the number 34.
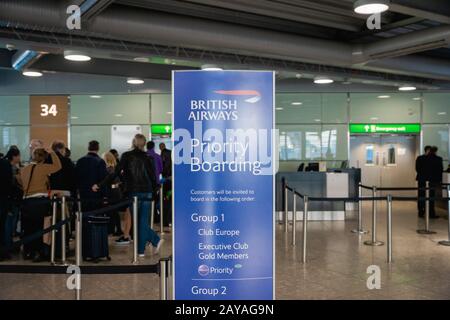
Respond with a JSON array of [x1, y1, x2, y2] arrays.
[[40, 104, 58, 117]]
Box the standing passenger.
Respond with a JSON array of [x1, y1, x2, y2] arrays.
[[94, 134, 163, 256], [428, 146, 443, 219], [416, 146, 431, 218]]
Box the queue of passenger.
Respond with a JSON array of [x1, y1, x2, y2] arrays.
[[0, 134, 169, 262]]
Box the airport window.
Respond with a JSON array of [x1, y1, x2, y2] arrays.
[[387, 145, 396, 165], [366, 145, 374, 165]]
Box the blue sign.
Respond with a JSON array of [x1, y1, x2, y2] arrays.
[[173, 70, 275, 300]]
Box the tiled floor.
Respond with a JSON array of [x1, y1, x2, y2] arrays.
[[1, 202, 449, 300]]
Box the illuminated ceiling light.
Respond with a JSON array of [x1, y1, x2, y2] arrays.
[[342, 81, 352, 85], [64, 50, 91, 62], [134, 57, 149, 62], [90, 95, 102, 99], [370, 117, 379, 120], [127, 77, 144, 84], [22, 70, 43, 77], [167, 111, 173, 114], [295, 73, 302, 79], [438, 112, 447, 115], [276, 107, 284, 111], [291, 102, 303, 106], [201, 64, 223, 71], [314, 76, 334, 84], [354, 0, 390, 15], [71, 116, 79, 119], [314, 119, 321, 122], [114, 113, 123, 117], [399, 86, 416, 91], [377, 95, 390, 99], [413, 97, 422, 101]]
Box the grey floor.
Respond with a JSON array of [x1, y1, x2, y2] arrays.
[[1, 202, 449, 300]]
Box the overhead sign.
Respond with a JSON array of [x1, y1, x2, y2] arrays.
[[350, 123, 421, 134], [173, 70, 275, 300], [151, 124, 172, 135]]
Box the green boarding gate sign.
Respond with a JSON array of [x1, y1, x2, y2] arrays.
[[349, 123, 421, 134]]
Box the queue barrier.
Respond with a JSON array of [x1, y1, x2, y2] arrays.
[[282, 178, 450, 264], [0, 194, 173, 300]]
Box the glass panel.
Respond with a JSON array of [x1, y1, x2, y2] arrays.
[[70, 124, 148, 161], [322, 93, 348, 123], [422, 124, 449, 161], [350, 93, 420, 123], [276, 93, 321, 124], [387, 145, 396, 164], [0, 126, 30, 160], [366, 145, 374, 165], [423, 93, 450, 123], [70, 95, 149, 125], [321, 124, 348, 160], [0, 96, 30, 125]]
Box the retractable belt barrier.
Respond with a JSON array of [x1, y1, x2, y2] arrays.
[[282, 179, 450, 265], [0, 196, 172, 300]]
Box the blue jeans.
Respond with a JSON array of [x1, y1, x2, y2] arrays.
[[130, 192, 160, 254], [4, 207, 19, 247]]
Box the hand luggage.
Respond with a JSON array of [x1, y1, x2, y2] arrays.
[[82, 215, 111, 263]]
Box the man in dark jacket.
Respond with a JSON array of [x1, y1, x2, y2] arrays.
[[49, 141, 76, 195], [416, 145, 431, 217], [94, 134, 163, 257], [76, 140, 108, 211], [428, 146, 444, 218]]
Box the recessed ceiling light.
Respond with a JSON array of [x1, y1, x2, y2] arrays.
[[291, 102, 303, 106], [377, 95, 390, 99], [90, 95, 102, 99], [354, 0, 389, 15], [295, 74, 302, 79], [370, 117, 379, 120], [71, 116, 79, 119], [127, 77, 144, 84], [314, 119, 321, 122], [438, 112, 447, 116], [114, 113, 123, 117], [64, 50, 91, 62], [314, 77, 334, 84], [133, 57, 148, 62], [413, 97, 422, 101], [276, 107, 284, 111], [167, 111, 173, 114], [22, 70, 43, 77], [201, 64, 223, 71], [342, 81, 352, 85], [399, 86, 416, 91]]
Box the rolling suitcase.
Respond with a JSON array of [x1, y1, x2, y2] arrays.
[[82, 215, 111, 263]]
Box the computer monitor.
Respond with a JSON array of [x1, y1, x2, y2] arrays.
[[305, 162, 319, 172]]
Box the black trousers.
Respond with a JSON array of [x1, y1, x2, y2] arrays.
[[0, 196, 8, 247], [417, 180, 426, 214], [21, 198, 49, 255]]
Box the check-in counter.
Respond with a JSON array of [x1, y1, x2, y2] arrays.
[[276, 169, 361, 221]]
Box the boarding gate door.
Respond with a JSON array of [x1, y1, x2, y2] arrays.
[[350, 135, 418, 196]]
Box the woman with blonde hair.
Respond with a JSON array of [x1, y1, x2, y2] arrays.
[[102, 151, 130, 242]]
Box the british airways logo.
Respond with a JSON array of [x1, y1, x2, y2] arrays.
[[214, 90, 261, 103]]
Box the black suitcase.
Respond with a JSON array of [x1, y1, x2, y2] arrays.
[[82, 215, 111, 263]]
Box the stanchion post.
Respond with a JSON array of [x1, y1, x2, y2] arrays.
[[133, 196, 138, 264], [160, 184, 165, 235], [417, 181, 436, 234], [167, 258, 172, 300], [364, 186, 384, 246], [292, 190, 297, 246], [150, 199, 155, 230], [75, 200, 82, 267], [438, 185, 450, 246], [50, 196, 57, 265], [387, 195, 393, 263], [159, 259, 167, 300], [61, 196, 67, 265], [284, 185, 289, 233], [352, 183, 368, 234], [302, 195, 308, 263]]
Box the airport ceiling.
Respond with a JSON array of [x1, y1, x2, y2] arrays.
[[0, 0, 450, 89]]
